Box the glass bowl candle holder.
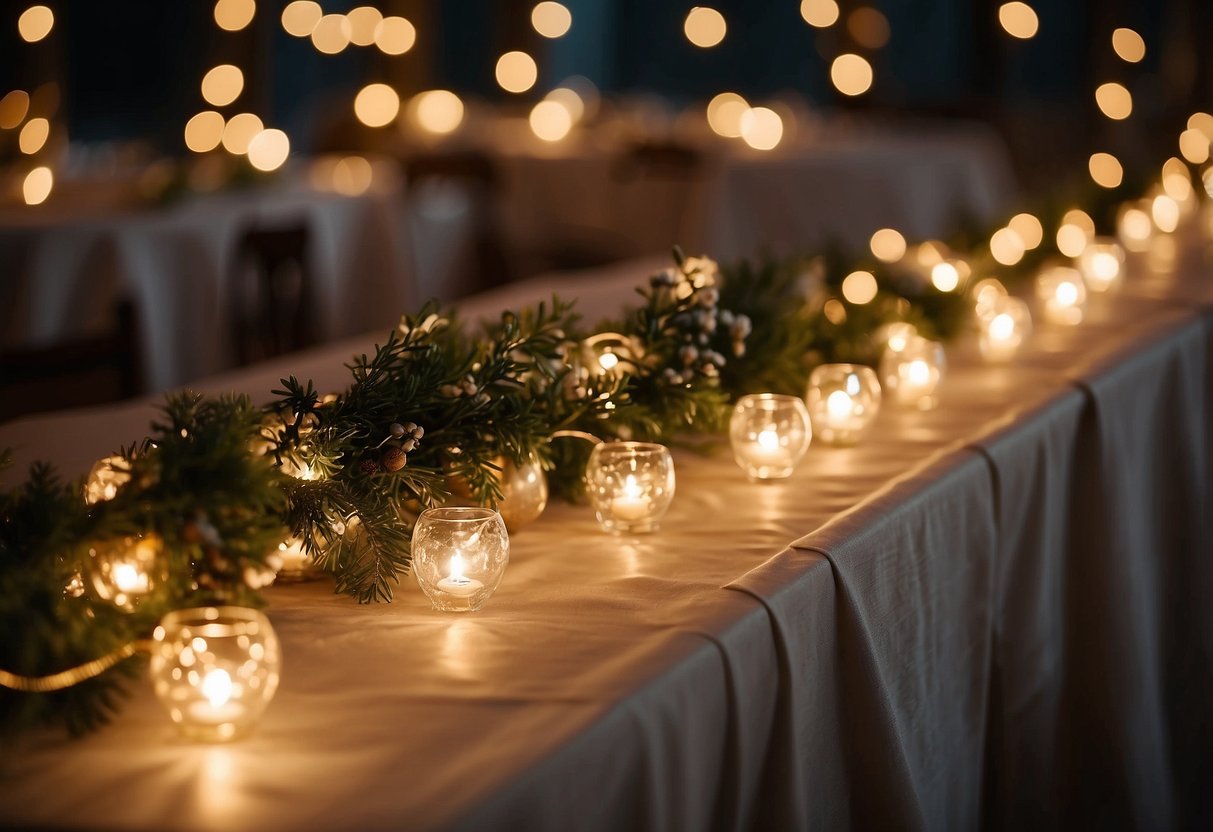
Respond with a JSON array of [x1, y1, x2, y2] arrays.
[[413, 507, 510, 612], [87, 534, 167, 611], [496, 456, 549, 531], [878, 336, 946, 410], [806, 365, 881, 446], [1076, 237, 1125, 294], [729, 394, 812, 479], [149, 606, 282, 742], [1036, 265, 1087, 325], [585, 441, 675, 534], [979, 296, 1032, 362]]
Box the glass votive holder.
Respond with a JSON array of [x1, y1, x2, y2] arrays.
[[979, 296, 1032, 363], [1036, 265, 1087, 326], [412, 507, 510, 612], [729, 394, 812, 479], [87, 534, 166, 611], [496, 455, 549, 532], [150, 606, 282, 742], [806, 365, 881, 446], [878, 321, 919, 355], [1076, 237, 1125, 294], [878, 335, 946, 409], [971, 277, 1009, 322], [1117, 203, 1153, 252], [584, 441, 675, 534]]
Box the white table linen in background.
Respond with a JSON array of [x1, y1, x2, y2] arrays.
[[0, 229, 1211, 830]]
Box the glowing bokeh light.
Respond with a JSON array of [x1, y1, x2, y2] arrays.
[[374, 16, 416, 55], [847, 7, 890, 49], [312, 14, 351, 54], [684, 7, 726, 48], [23, 165, 53, 205], [496, 51, 538, 94], [1118, 206, 1152, 250], [706, 92, 749, 138], [201, 65, 244, 108], [354, 83, 400, 128], [989, 227, 1025, 265], [333, 155, 373, 196], [1178, 128, 1210, 165], [1008, 213, 1043, 249], [214, 0, 256, 32], [1151, 195, 1179, 233], [1189, 112, 1213, 142], [800, 0, 839, 28], [529, 100, 573, 142], [739, 107, 784, 151], [247, 128, 291, 171], [0, 90, 29, 129], [831, 53, 873, 96], [18, 116, 49, 154], [1088, 151, 1124, 188], [532, 2, 572, 38], [1111, 28, 1145, 63], [1095, 82, 1132, 120], [18, 5, 54, 42], [221, 112, 263, 155], [931, 262, 961, 292], [184, 111, 225, 153], [842, 270, 878, 305], [998, 2, 1038, 39], [346, 6, 382, 46], [546, 87, 585, 123], [410, 90, 464, 135], [1056, 224, 1088, 258], [281, 1, 322, 37], [870, 228, 907, 262]]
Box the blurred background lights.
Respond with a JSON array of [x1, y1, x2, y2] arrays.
[[374, 16, 416, 55], [1178, 128, 1210, 165], [201, 65, 244, 108], [221, 112, 263, 154], [1161, 157, 1193, 201], [312, 14, 351, 54], [281, 1, 321, 37], [184, 111, 225, 153], [847, 7, 890, 50], [496, 51, 538, 93], [998, 2, 1039, 39], [1119, 206, 1152, 249], [684, 7, 726, 48], [1062, 208, 1095, 236], [841, 270, 878, 304], [1008, 213, 1043, 249], [1188, 112, 1213, 141], [346, 7, 383, 47], [800, 0, 839, 28], [1095, 82, 1132, 120], [247, 128, 290, 172], [18, 5, 54, 42], [18, 117, 49, 154], [831, 54, 874, 97], [529, 100, 573, 142], [989, 227, 1025, 265], [410, 90, 464, 135], [332, 155, 373, 196], [1151, 194, 1179, 232], [739, 106, 783, 151], [532, 2, 572, 38], [354, 83, 400, 128], [545, 87, 585, 123], [870, 228, 906, 262], [214, 0, 256, 32], [1111, 28, 1145, 63], [1056, 223, 1088, 258], [1088, 152, 1124, 188], [0, 90, 30, 129], [931, 262, 961, 292], [706, 92, 748, 138], [23, 166, 53, 205]]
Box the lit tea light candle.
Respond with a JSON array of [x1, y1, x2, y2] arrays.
[[729, 394, 811, 480], [412, 507, 510, 612], [1076, 238, 1125, 293], [1036, 265, 1087, 326], [585, 442, 676, 532], [150, 606, 282, 742], [979, 296, 1032, 363], [807, 364, 882, 445], [879, 336, 946, 409], [88, 534, 165, 611]]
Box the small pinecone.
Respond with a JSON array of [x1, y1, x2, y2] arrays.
[[381, 447, 407, 472], [358, 457, 381, 476]]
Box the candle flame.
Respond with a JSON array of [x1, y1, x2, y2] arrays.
[[113, 562, 146, 593], [757, 429, 780, 450], [907, 360, 931, 385], [1056, 281, 1079, 307], [826, 390, 854, 421], [449, 552, 468, 584], [623, 475, 642, 498], [989, 312, 1015, 341], [202, 669, 233, 709]]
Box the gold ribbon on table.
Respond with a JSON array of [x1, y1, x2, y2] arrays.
[[0, 639, 151, 692]]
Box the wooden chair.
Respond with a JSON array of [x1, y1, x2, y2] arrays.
[[229, 223, 315, 366], [0, 301, 142, 422]]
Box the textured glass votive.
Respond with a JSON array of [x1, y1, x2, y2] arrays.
[[879, 336, 946, 409], [979, 296, 1032, 363], [1076, 238, 1125, 294], [806, 364, 881, 446], [150, 606, 282, 742], [1036, 265, 1087, 325], [413, 507, 510, 612], [585, 441, 675, 534], [729, 394, 812, 479], [496, 456, 549, 531], [87, 534, 166, 611]]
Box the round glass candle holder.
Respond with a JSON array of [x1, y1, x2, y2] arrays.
[[979, 296, 1032, 363], [878, 336, 946, 409], [806, 364, 881, 446], [729, 394, 812, 479], [150, 606, 282, 742], [413, 507, 510, 612], [585, 441, 675, 534], [1076, 237, 1125, 294], [496, 456, 549, 531], [87, 534, 166, 611], [1036, 265, 1087, 326]]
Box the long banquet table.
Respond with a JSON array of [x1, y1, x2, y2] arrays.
[[0, 229, 1210, 830]]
